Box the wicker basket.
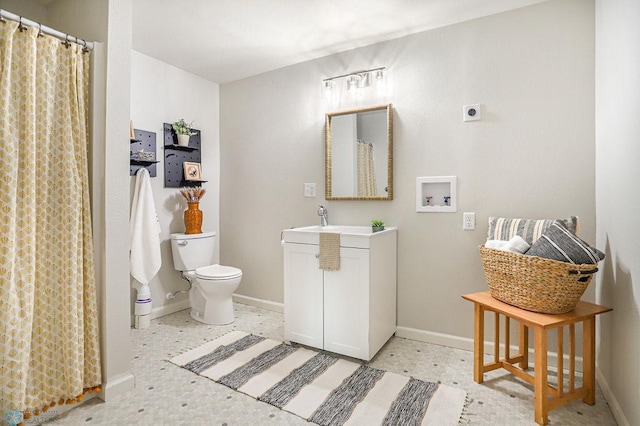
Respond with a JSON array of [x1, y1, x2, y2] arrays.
[[478, 245, 598, 314]]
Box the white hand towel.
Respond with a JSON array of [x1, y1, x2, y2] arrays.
[[506, 235, 530, 253], [130, 168, 162, 284], [486, 236, 530, 254], [485, 239, 510, 250]]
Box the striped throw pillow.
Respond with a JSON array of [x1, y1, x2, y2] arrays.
[[526, 222, 604, 264], [487, 216, 578, 244]]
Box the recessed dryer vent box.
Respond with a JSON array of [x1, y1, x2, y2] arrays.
[[416, 176, 457, 212]]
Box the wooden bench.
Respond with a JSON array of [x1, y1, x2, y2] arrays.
[[462, 291, 612, 425]]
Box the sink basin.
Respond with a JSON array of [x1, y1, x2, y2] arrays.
[[282, 225, 396, 248]]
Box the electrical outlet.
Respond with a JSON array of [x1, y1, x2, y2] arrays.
[[304, 183, 316, 197], [463, 212, 476, 230]]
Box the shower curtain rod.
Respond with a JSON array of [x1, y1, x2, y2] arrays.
[[0, 9, 94, 50]]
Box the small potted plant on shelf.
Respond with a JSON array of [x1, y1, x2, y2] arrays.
[[172, 119, 197, 147], [371, 219, 385, 233]]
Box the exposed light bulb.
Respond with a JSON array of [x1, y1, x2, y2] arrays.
[[357, 73, 369, 89], [347, 74, 359, 91], [322, 80, 333, 101]]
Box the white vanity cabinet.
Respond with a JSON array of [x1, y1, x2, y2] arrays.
[[283, 226, 397, 361]]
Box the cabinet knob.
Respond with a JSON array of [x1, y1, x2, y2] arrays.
[[315, 254, 320, 258]]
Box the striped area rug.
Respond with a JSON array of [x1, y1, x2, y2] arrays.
[[169, 331, 466, 426]]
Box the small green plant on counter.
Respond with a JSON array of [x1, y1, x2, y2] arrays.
[[172, 119, 197, 136], [371, 219, 385, 232]]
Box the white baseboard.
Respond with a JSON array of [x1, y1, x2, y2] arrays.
[[395, 326, 584, 372], [130, 299, 190, 326], [99, 372, 135, 401], [233, 294, 284, 313], [396, 326, 474, 351], [150, 299, 190, 319], [596, 367, 631, 426]]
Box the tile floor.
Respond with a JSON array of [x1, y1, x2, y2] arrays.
[[48, 303, 617, 425]]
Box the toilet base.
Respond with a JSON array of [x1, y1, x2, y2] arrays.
[[189, 294, 235, 325]]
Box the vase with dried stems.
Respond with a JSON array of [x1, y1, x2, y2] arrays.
[[179, 187, 206, 234]]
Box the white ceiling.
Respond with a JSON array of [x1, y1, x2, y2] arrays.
[[130, 0, 548, 84]]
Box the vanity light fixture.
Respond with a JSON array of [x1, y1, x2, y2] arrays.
[[322, 67, 386, 95]]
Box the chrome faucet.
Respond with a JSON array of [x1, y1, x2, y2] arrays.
[[317, 205, 328, 227]]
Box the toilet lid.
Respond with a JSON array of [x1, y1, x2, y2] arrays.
[[195, 264, 242, 280]]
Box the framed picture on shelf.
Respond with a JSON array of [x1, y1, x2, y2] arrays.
[[183, 162, 202, 181]]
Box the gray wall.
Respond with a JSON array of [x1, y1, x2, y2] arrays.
[[221, 0, 596, 339], [1, 0, 47, 22], [595, 0, 640, 424]]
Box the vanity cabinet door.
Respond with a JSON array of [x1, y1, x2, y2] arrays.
[[323, 247, 370, 360], [283, 243, 324, 350]]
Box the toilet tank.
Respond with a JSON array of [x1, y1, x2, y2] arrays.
[[170, 231, 216, 271]]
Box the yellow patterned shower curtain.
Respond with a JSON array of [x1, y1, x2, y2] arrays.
[[357, 140, 377, 197], [0, 21, 101, 420]]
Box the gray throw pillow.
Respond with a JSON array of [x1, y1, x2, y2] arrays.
[[487, 216, 577, 244], [526, 222, 604, 264]]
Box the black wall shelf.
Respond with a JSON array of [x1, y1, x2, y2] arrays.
[[130, 159, 160, 165], [130, 129, 158, 177], [163, 144, 198, 152], [163, 123, 203, 188]]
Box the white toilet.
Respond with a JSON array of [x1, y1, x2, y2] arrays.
[[170, 232, 242, 325]]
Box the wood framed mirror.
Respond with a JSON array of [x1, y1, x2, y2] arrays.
[[325, 104, 393, 200]]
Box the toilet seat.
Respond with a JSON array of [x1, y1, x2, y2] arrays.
[[195, 264, 242, 280]]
